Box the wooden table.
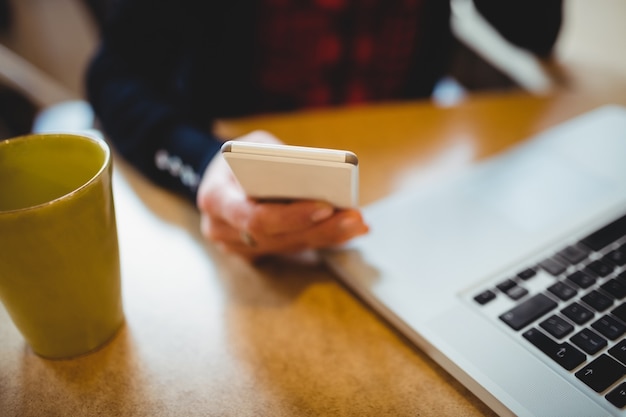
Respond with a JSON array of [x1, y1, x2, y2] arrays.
[[2, 89, 625, 417]]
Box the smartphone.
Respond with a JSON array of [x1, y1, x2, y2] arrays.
[[221, 141, 359, 208]]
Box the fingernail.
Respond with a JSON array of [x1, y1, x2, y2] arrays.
[[340, 217, 369, 235], [311, 205, 334, 222], [340, 216, 359, 230]]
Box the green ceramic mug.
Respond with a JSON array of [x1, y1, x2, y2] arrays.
[[0, 133, 124, 359]]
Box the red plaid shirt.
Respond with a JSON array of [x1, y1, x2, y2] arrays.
[[255, 0, 425, 110]]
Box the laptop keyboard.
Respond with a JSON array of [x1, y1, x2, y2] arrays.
[[474, 213, 626, 410]]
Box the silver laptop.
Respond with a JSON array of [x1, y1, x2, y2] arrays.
[[322, 105, 626, 417]]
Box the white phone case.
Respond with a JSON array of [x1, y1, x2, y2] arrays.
[[221, 141, 359, 208]]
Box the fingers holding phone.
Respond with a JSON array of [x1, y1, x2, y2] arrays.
[[201, 197, 368, 261], [197, 134, 368, 260]]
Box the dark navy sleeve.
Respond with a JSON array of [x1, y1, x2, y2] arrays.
[[85, 0, 222, 203], [472, 0, 563, 57]]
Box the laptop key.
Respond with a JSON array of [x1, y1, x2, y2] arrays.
[[505, 285, 528, 301], [499, 293, 557, 331], [570, 328, 607, 355], [539, 257, 567, 276], [496, 279, 516, 292], [517, 268, 537, 281], [548, 281, 577, 301], [567, 271, 596, 289], [601, 279, 626, 299], [612, 304, 626, 323], [606, 382, 626, 409], [608, 339, 626, 365], [561, 302, 595, 325], [474, 289, 496, 305], [585, 260, 614, 278], [605, 246, 626, 267], [523, 328, 585, 371], [579, 214, 626, 252], [591, 315, 626, 340], [559, 245, 590, 265], [581, 290, 614, 312], [576, 354, 626, 393], [540, 315, 574, 339]]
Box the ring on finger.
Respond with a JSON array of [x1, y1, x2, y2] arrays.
[[240, 230, 257, 247]]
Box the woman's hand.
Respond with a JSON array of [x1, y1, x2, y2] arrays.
[[196, 130, 369, 261]]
